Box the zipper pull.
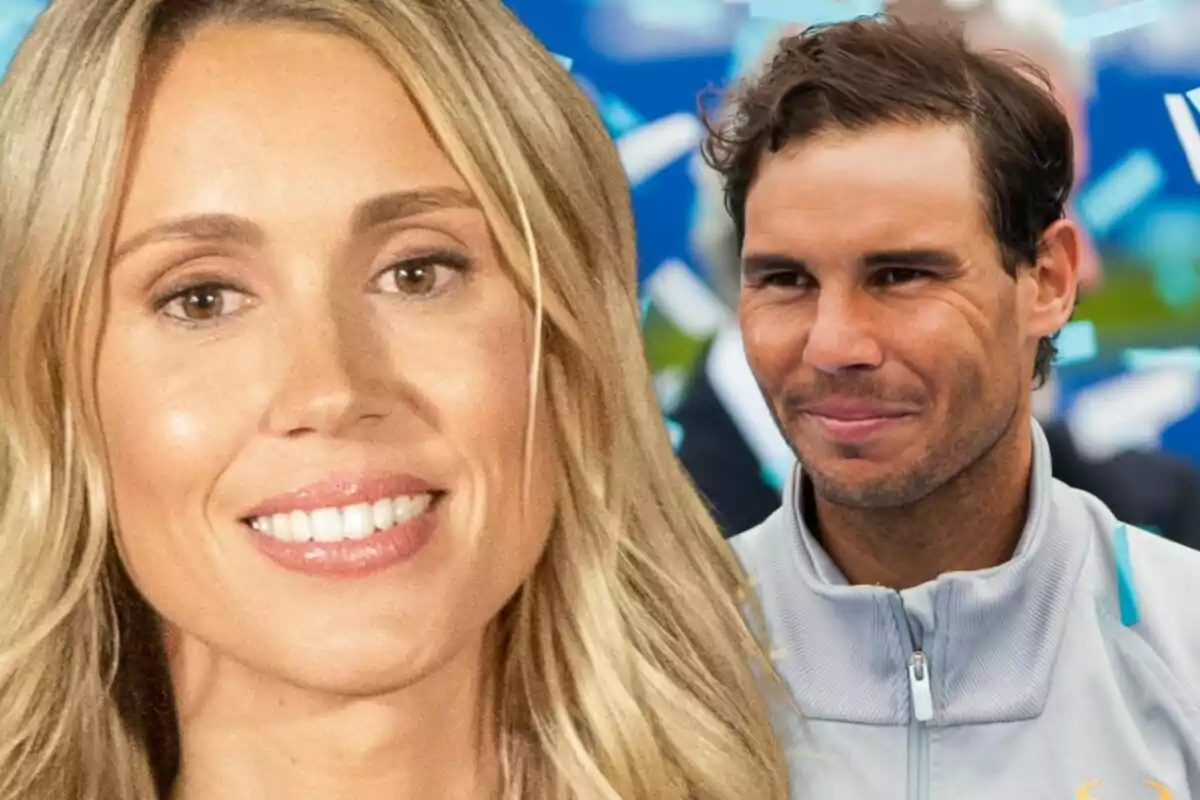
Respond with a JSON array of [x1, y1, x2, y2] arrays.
[[907, 650, 934, 722]]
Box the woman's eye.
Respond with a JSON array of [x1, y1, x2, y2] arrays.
[[386, 262, 439, 295], [375, 252, 470, 298], [159, 283, 250, 324]]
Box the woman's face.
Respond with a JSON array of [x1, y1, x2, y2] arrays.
[[97, 22, 555, 694]]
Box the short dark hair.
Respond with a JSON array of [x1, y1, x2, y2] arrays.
[[701, 15, 1075, 386]]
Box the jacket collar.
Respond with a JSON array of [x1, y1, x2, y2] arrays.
[[765, 420, 1091, 726]]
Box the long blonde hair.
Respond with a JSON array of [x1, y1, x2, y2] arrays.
[[0, 1, 789, 798]]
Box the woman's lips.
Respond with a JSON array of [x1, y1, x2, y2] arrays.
[[239, 472, 445, 578], [245, 493, 441, 578], [241, 472, 440, 520]]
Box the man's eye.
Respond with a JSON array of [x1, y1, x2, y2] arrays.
[[760, 271, 806, 287], [877, 268, 928, 286]]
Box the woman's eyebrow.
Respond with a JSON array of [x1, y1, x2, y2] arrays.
[[111, 185, 480, 264]]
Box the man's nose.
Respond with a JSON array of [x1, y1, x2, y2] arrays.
[[802, 287, 884, 375]]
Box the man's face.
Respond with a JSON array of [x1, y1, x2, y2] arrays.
[[740, 123, 1056, 508]]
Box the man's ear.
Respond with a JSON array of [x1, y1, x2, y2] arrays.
[[1024, 218, 1080, 341]]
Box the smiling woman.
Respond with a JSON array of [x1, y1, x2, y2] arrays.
[[0, 2, 790, 799]]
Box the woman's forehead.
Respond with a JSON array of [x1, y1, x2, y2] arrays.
[[118, 23, 471, 243]]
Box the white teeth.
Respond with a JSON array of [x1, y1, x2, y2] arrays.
[[271, 512, 293, 542], [394, 496, 413, 521], [249, 493, 434, 544], [396, 493, 432, 521], [290, 510, 313, 543], [342, 503, 373, 540], [311, 508, 342, 543], [372, 498, 394, 531]]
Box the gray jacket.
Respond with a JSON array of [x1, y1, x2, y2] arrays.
[[732, 422, 1200, 799]]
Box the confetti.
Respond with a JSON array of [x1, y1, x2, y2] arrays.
[[626, 0, 726, 31], [0, 0, 47, 73], [654, 369, 690, 415], [616, 112, 705, 187], [1164, 92, 1200, 184], [643, 259, 730, 338], [1054, 321, 1098, 367], [1123, 205, 1200, 308], [1076, 148, 1165, 234], [727, 16, 788, 79], [1063, 0, 1164, 46], [599, 93, 646, 138], [747, 0, 883, 24], [1123, 347, 1200, 372], [761, 460, 790, 493], [1067, 369, 1200, 459], [1150, 259, 1199, 310], [665, 418, 686, 451]]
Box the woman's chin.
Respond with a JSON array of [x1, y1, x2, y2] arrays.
[[258, 645, 452, 699]]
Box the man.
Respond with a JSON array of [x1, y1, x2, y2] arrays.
[[677, 1, 1200, 548], [704, 16, 1200, 798]]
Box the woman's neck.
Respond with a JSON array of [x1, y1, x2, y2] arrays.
[[167, 632, 497, 800]]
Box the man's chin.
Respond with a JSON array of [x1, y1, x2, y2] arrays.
[[792, 438, 906, 482], [804, 461, 931, 510]]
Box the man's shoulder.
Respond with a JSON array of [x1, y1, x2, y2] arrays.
[[1121, 524, 1200, 679], [1125, 517, 1200, 576], [1068, 483, 1200, 708], [728, 507, 789, 570]]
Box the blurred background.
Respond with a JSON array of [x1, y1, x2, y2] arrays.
[[497, 0, 1200, 506], [529, 1, 1200, 439], [3, 0, 1199, 534]]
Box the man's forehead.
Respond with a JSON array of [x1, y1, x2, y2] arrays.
[[754, 122, 974, 173], [746, 123, 984, 212], [743, 126, 991, 258]]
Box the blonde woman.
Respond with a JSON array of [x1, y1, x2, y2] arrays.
[[0, 1, 791, 798]]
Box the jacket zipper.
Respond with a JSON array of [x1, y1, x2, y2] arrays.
[[894, 596, 932, 800], [907, 650, 934, 722], [907, 651, 932, 800]]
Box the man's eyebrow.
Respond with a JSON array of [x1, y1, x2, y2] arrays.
[[741, 253, 810, 276], [862, 249, 962, 269], [111, 186, 480, 264], [741, 249, 963, 276]]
